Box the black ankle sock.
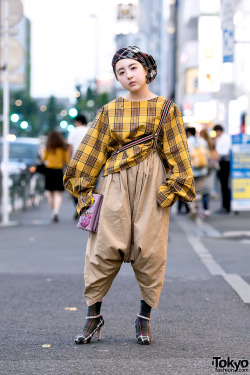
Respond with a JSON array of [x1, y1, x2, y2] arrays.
[[139, 300, 151, 319], [87, 302, 102, 317]]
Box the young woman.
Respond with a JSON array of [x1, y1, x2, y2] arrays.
[[42, 130, 70, 222], [64, 46, 195, 345], [199, 128, 219, 218]]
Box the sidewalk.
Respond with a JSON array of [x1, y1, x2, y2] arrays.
[[4, 190, 250, 237], [177, 194, 250, 238]]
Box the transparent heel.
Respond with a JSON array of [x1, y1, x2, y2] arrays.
[[97, 325, 103, 341]]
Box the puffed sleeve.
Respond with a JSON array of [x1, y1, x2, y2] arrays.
[[157, 104, 196, 208], [63, 106, 110, 214]]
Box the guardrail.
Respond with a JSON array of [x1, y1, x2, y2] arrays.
[[0, 171, 45, 216]]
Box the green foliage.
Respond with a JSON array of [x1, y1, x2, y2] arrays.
[[46, 96, 59, 131], [0, 81, 113, 138], [74, 81, 111, 122], [7, 90, 39, 137], [39, 96, 67, 135], [97, 92, 109, 108]]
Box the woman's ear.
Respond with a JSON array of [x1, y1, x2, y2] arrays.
[[144, 67, 149, 84]]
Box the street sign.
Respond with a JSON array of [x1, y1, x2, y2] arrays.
[[223, 20, 234, 63], [0, 0, 23, 28], [221, 0, 235, 21], [231, 134, 250, 211], [0, 36, 24, 71]]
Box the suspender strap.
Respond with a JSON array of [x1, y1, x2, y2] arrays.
[[111, 100, 172, 157], [152, 99, 172, 148]]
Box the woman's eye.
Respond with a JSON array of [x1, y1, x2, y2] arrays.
[[119, 72, 124, 75]]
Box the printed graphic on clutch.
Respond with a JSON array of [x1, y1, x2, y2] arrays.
[[78, 198, 95, 228]]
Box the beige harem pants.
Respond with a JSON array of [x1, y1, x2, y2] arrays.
[[84, 151, 170, 308]]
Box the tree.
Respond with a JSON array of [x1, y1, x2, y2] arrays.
[[9, 90, 39, 137], [73, 82, 111, 122], [46, 96, 59, 131]]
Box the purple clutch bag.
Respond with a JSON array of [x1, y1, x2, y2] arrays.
[[77, 193, 103, 233]]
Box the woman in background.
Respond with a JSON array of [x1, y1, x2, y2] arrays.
[[186, 127, 209, 218], [200, 128, 219, 218], [42, 130, 70, 222]]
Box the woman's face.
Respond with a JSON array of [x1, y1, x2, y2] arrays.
[[115, 58, 148, 92]]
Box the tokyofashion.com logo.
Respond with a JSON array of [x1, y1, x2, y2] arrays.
[[212, 356, 249, 373]]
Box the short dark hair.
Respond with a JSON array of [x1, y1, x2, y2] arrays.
[[186, 127, 196, 136], [74, 114, 87, 124], [213, 124, 224, 132]]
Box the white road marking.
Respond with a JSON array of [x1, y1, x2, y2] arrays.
[[177, 216, 250, 304], [222, 231, 250, 238], [187, 236, 226, 276], [195, 217, 221, 238], [240, 239, 250, 245], [223, 274, 250, 303]]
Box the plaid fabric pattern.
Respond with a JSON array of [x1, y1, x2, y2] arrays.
[[63, 96, 196, 214], [135, 317, 151, 345], [112, 46, 157, 83], [111, 100, 172, 156]]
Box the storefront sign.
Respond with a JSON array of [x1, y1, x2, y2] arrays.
[[231, 134, 250, 211], [221, 0, 235, 63], [222, 20, 234, 63]]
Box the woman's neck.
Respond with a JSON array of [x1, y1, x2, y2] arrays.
[[124, 86, 158, 102]]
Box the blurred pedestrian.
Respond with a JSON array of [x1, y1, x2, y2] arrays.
[[199, 128, 220, 218], [42, 130, 70, 222], [177, 198, 190, 214], [186, 127, 210, 218], [213, 124, 231, 213], [67, 114, 88, 219], [68, 114, 88, 158], [64, 46, 195, 345]]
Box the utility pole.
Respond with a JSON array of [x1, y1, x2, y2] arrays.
[[1, 0, 10, 225], [90, 14, 99, 113]]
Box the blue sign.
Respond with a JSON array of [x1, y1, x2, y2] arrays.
[[232, 134, 250, 145], [223, 20, 234, 63], [231, 134, 250, 211]]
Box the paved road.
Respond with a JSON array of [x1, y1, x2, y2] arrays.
[[0, 193, 250, 375]]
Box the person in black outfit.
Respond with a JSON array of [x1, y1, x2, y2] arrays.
[[213, 124, 231, 213]]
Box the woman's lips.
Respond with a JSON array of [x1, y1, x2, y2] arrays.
[[129, 81, 136, 86]]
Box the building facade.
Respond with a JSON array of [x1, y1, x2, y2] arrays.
[[113, 0, 175, 100], [175, 0, 250, 135]]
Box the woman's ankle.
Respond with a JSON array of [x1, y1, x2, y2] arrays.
[[139, 300, 152, 319], [87, 301, 102, 317]]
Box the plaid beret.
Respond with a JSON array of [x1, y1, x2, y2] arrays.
[[112, 46, 157, 83]]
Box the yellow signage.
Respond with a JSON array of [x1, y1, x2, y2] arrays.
[[232, 179, 250, 199]]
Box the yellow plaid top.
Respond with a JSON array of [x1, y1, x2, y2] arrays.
[[63, 96, 195, 213]]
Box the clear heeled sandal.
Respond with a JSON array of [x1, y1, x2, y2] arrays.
[[75, 314, 104, 344], [135, 314, 152, 345]]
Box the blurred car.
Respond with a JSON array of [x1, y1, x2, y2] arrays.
[[0, 137, 45, 209]]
